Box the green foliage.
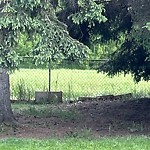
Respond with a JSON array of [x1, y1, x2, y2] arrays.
[[12, 79, 34, 101], [144, 22, 150, 31], [66, 0, 131, 60], [89, 32, 126, 59], [70, 0, 107, 26], [15, 34, 33, 56], [99, 28, 150, 82], [98, 0, 150, 82], [0, 0, 89, 70]]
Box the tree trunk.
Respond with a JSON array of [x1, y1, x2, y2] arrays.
[[0, 68, 15, 124]]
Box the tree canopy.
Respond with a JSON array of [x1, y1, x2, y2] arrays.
[[98, 0, 150, 82], [1, 0, 150, 81], [0, 0, 107, 70]]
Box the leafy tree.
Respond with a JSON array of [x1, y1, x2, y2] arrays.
[[56, 0, 107, 45], [0, 0, 87, 124], [98, 0, 150, 82], [56, 0, 132, 60], [0, 0, 106, 124]]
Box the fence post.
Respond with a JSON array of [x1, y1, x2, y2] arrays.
[[0, 68, 2, 74], [48, 57, 51, 92]]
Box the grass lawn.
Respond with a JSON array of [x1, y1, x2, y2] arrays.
[[0, 137, 150, 150], [10, 69, 150, 100]]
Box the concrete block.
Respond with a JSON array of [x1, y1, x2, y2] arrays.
[[35, 91, 63, 104]]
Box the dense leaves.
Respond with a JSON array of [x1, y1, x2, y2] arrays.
[[99, 32, 150, 82], [0, 0, 94, 70], [1, 0, 150, 82], [98, 0, 150, 82], [70, 0, 107, 25], [56, 0, 108, 45]]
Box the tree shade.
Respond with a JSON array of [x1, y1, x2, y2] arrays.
[[99, 0, 150, 82]]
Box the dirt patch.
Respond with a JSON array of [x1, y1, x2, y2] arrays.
[[1, 98, 150, 139]]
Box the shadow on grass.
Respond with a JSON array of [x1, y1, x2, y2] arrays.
[[12, 103, 80, 121]]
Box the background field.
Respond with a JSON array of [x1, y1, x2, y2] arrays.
[[10, 69, 150, 101]]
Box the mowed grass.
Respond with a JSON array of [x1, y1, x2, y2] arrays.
[[10, 69, 150, 100], [0, 137, 150, 150]]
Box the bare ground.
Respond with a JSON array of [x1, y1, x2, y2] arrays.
[[1, 98, 150, 139]]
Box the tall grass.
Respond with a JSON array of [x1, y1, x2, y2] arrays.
[[10, 69, 150, 100], [0, 136, 150, 150]]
